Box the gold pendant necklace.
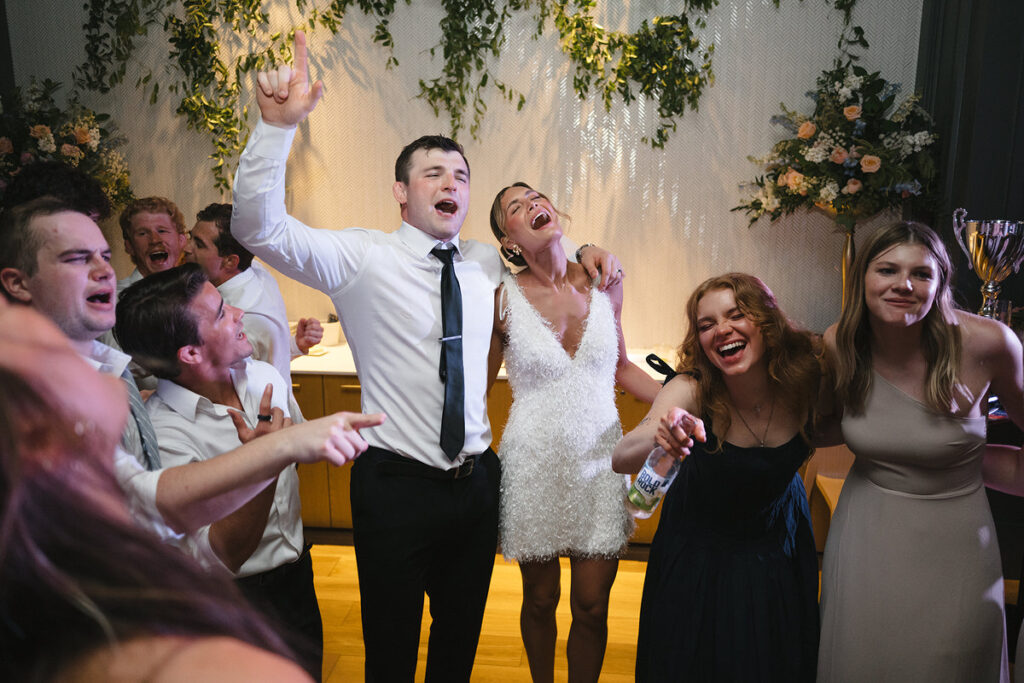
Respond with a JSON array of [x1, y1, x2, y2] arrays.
[[734, 394, 776, 447]]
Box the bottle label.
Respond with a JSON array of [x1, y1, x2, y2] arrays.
[[628, 468, 667, 511]]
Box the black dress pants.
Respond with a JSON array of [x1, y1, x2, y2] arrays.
[[236, 544, 323, 681], [350, 446, 501, 682]]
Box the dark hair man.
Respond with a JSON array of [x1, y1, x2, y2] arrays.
[[115, 263, 363, 679], [184, 202, 323, 392]]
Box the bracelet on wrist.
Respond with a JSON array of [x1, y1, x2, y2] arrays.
[[574, 243, 595, 262]]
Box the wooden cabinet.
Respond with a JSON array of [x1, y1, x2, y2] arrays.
[[486, 379, 513, 445], [290, 374, 363, 529], [323, 376, 362, 528], [292, 374, 331, 527], [291, 373, 662, 544]]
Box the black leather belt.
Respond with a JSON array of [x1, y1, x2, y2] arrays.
[[377, 453, 477, 480]]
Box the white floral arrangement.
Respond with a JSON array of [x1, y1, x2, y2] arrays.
[[734, 60, 938, 232], [0, 79, 133, 207]]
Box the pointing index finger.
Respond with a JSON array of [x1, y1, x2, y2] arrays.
[[345, 412, 387, 430], [293, 30, 309, 84]]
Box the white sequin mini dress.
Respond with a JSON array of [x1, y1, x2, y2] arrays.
[[497, 273, 634, 562]]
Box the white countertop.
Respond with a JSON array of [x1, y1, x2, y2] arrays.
[[290, 341, 359, 375], [291, 333, 675, 381]]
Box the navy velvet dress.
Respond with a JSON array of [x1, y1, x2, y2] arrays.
[[635, 418, 818, 682]]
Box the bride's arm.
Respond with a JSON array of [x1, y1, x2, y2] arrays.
[[487, 285, 508, 392], [607, 279, 660, 403]]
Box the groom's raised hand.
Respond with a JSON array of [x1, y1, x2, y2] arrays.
[[255, 30, 324, 128]]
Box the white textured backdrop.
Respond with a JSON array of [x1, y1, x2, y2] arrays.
[[7, 0, 923, 347]]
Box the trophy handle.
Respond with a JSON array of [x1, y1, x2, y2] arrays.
[[1013, 221, 1024, 274], [953, 207, 974, 271]]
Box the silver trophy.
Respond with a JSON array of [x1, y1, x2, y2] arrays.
[[953, 208, 1024, 318]]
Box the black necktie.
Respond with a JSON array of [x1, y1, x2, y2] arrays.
[[431, 247, 465, 461]]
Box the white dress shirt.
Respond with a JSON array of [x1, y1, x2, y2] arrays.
[[81, 341, 216, 566], [147, 357, 303, 577], [116, 268, 143, 296], [83, 340, 146, 463], [112, 446, 217, 567], [233, 119, 504, 470]]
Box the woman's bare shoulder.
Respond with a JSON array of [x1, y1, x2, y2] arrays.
[[567, 260, 595, 291], [957, 309, 1017, 358], [494, 280, 514, 334], [822, 322, 839, 350], [155, 637, 311, 682], [658, 373, 700, 409], [63, 635, 311, 683]]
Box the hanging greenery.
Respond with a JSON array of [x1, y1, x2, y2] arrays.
[[70, 0, 855, 190], [71, 0, 725, 189], [416, 0, 718, 147]]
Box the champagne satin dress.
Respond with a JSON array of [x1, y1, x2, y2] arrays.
[[818, 372, 1007, 682]]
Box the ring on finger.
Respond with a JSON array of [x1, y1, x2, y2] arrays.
[[257, 414, 273, 422]]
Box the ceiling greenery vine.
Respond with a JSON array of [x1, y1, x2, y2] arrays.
[[74, 0, 858, 190]]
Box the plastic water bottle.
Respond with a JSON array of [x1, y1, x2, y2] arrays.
[[626, 446, 680, 519]]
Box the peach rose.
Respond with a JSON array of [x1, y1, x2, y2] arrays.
[[777, 169, 792, 188], [0, 137, 12, 155], [842, 178, 863, 194], [73, 126, 92, 145], [843, 105, 861, 121], [61, 143, 83, 161], [797, 121, 817, 139], [829, 147, 848, 164], [780, 169, 805, 194], [29, 125, 51, 139], [860, 155, 881, 173]]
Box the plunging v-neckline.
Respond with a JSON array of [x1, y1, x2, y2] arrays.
[[509, 275, 596, 361]]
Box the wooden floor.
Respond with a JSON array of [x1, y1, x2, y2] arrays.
[[312, 545, 646, 682]]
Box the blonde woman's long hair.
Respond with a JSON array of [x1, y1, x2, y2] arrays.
[[833, 221, 961, 415], [677, 273, 821, 448]]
